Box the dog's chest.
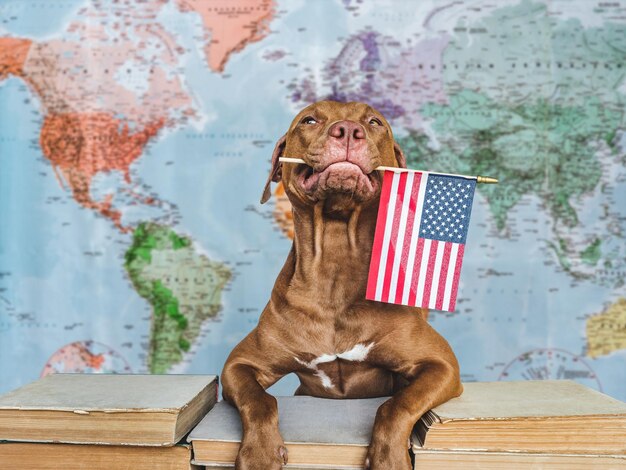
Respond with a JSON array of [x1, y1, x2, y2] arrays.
[[294, 342, 375, 390]]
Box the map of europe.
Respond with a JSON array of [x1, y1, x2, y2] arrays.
[[0, 0, 625, 401]]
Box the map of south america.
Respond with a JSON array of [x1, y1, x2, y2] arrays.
[[125, 223, 232, 373]]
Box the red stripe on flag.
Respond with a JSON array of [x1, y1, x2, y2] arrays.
[[449, 244, 465, 311], [420, 240, 439, 308], [366, 170, 395, 300], [381, 172, 408, 303], [394, 173, 421, 304], [435, 242, 452, 310], [407, 237, 425, 306]]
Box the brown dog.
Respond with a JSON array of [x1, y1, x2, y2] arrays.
[[222, 101, 462, 470]]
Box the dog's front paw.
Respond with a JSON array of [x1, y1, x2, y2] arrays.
[[235, 433, 288, 470], [364, 436, 411, 470]]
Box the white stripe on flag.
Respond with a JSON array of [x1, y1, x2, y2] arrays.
[[442, 243, 460, 311], [428, 241, 446, 309], [401, 173, 429, 305], [415, 238, 432, 307], [374, 172, 401, 301], [388, 171, 415, 302]]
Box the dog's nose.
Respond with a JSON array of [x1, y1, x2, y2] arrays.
[[328, 120, 365, 141]]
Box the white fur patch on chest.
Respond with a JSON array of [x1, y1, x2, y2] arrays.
[[294, 342, 375, 389]]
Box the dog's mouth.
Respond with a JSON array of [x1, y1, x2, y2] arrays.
[[296, 161, 379, 200]]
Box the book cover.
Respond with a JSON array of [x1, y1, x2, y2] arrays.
[[0, 374, 218, 446]]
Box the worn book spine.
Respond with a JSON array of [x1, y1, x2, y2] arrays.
[[412, 449, 626, 470], [0, 441, 199, 470]]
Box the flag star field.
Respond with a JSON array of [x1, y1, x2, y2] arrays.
[[421, 175, 475, 244]]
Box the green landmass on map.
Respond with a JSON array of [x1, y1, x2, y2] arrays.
[[580, 238, 602, 266], [401, 92, 617, 231], [442, 0, 626, 108], [546, 239, 573, 273], [125, 223, 232, 373]]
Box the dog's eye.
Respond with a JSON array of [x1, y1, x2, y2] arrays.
[[301, 117, 317, 125], [369, 118, 383, 126]]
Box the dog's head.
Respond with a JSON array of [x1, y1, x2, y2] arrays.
[[261, 101, 406, 214]]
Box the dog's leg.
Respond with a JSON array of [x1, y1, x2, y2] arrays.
[[364, 319, 462, 470], [222, 330, 290, 470]]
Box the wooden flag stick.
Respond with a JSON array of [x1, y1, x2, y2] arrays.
[[279, 157, 499, 184]]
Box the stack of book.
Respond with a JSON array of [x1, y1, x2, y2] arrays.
[[188, 381, 626, 469], [411, 380, 626, 469], [1, 376, 624, 469], [0, 374, 218, 470]]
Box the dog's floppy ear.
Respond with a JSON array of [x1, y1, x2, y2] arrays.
[[394, 141, 407, 168], [260, 134, 287, 204]]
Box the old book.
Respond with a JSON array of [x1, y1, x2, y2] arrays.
[[412, 380, 626, 454], [412, 449, 626, 469], [188, 396, 389, 468], [0, 441, 201, 470], [0, 374, 217, 446]]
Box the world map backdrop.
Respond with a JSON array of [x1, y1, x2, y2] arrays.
[[1, 0, 625, 400]]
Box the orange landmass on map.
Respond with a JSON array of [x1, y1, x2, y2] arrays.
[[85, 351, 106, 369], [0, 37, 32, 78], [176, 0, 276, 72], [273, 182, 294, 239], [40, 113, 165, 231], [20, 39, 194, 124], [41, 341, 107, 376], [0, 31, 185, 231]]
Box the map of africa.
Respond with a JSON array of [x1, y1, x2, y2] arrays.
[[0, 0, 624, 401]]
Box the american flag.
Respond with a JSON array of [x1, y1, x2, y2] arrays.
[[366, 170, 476, 312]]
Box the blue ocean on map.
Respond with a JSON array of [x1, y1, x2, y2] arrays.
[[0, 0, 624, 401]]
